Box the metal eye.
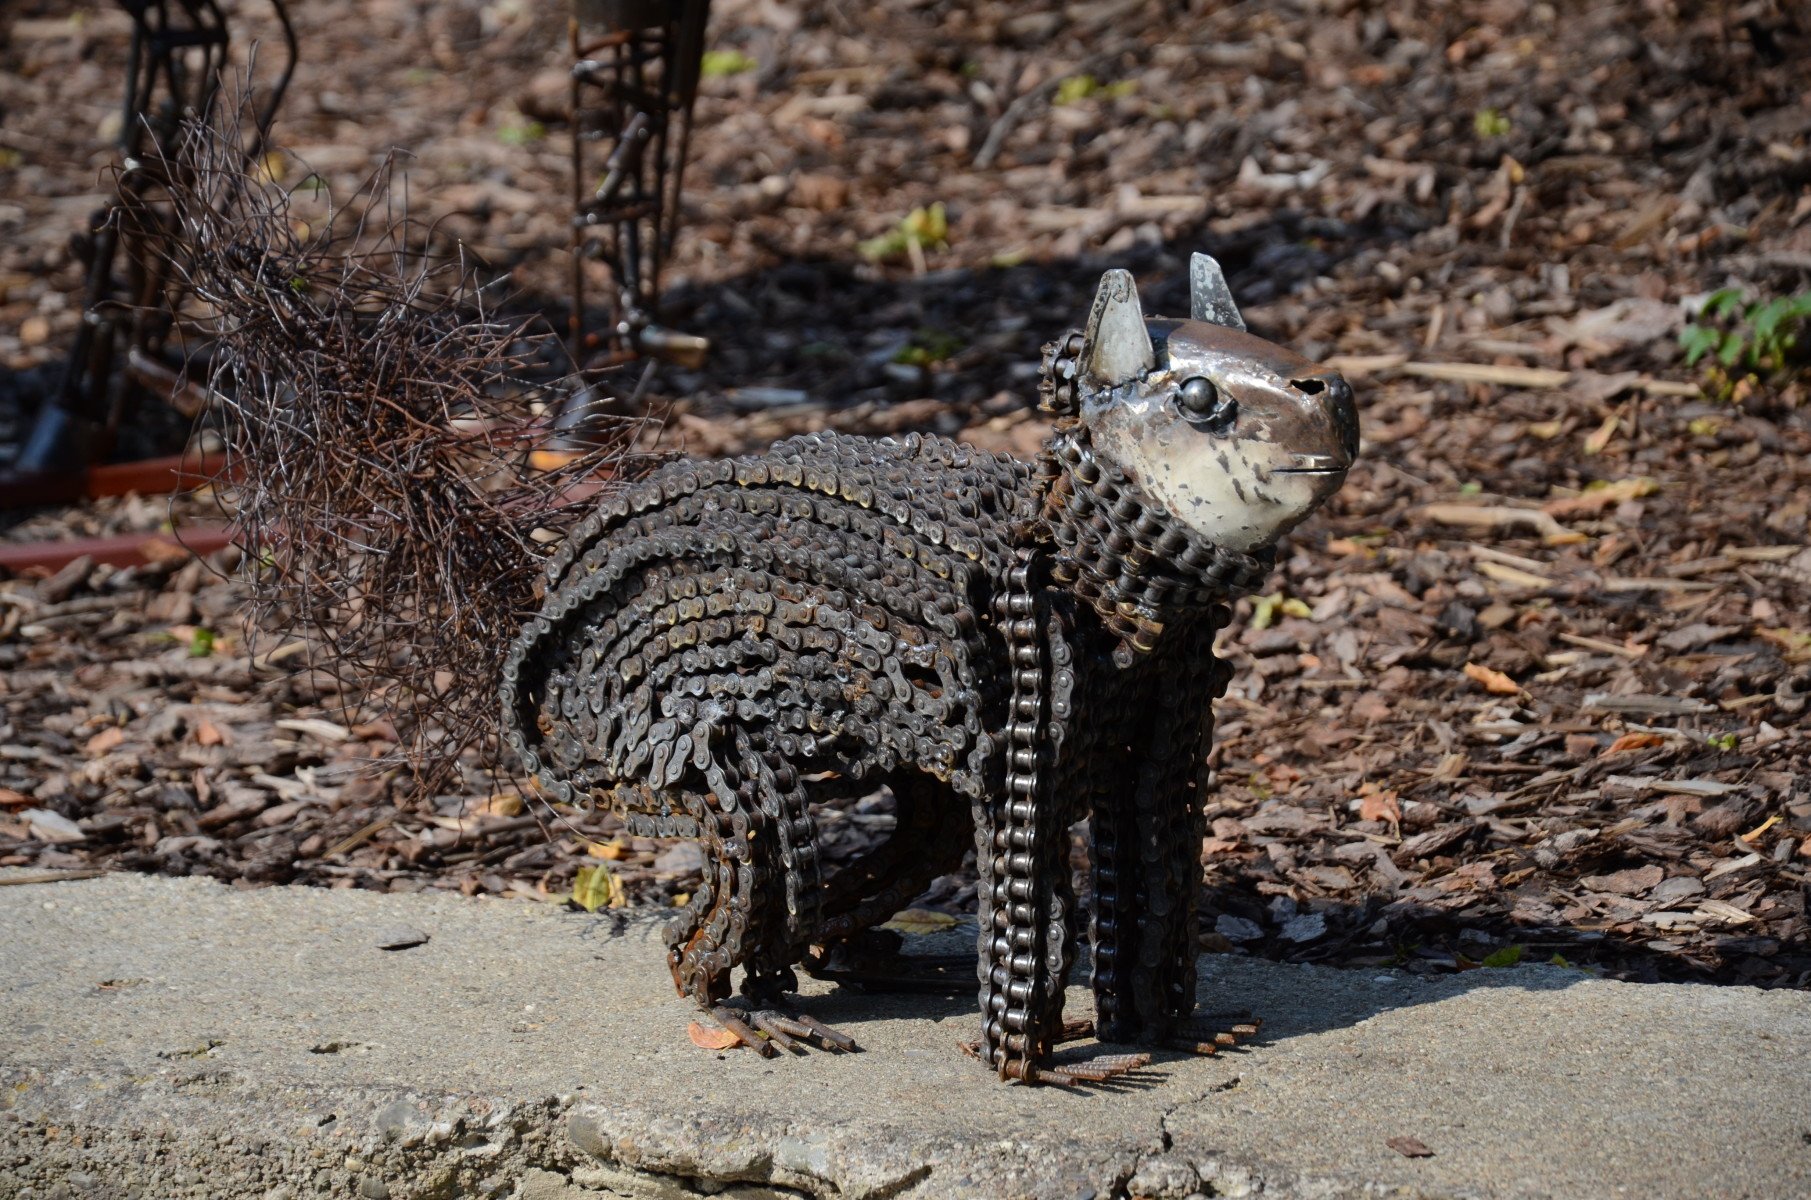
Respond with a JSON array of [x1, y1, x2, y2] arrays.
[[1178, 376, 1236, 430]]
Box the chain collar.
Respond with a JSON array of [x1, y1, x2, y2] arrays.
[[1033, 332, 1272, 660]]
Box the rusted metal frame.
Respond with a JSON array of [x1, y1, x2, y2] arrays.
[[0, 526, 233, 572], [11, 0, 296, 488], [0, 450, 225, 509], [72, 0, 232, 431], [565, 1, 709, 373]]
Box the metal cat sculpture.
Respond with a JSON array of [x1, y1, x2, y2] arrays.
[[501, 255, 1358, 1084]]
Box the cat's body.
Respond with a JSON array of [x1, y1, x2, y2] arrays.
[[501, 258, 1358, 1083]]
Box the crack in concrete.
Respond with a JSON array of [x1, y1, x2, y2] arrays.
[[1113, 1075, 1257, 1200]]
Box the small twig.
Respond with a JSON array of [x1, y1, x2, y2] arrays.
[[0, 871, 106, 887], [323, 814, 395, 859], [974, 51, 1122, 170]]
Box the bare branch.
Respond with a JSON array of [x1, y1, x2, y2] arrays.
[[154, 103, 665, 800]]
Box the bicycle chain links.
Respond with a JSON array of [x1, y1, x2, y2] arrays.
[[492, 330, 1272, 1076]]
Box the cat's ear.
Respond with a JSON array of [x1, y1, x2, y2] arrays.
[[1189, 252, 1246, 331], [1082, 269, 1155, 389]]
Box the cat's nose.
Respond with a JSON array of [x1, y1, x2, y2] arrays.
[[1292, 372, 1359, 464]]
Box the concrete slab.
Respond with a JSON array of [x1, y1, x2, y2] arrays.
[[2, 870, 1808, 1200]]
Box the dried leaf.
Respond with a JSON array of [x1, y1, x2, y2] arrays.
[[1386, 1136, 1435, 1158], [1462, 662, 1524, 696], [571, 864, 623, 913], [1604, 732, 1664, 754], [687, 1021, 741, 1050], [84, 726, 125, 756], [880, 908, 961, 935], [350, 717, 401, 741], [1358, 787, 1401, 824], [1250, 592, 1284, 630], [478, 791, 524, 818]]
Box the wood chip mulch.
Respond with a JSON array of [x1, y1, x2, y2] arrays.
[[3, 0, 1808, 988]]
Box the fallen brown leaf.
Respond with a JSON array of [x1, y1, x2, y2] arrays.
[[687, 1021, 742, 1051], [1604, 732, 1665, 754], [84, 726, 125, 756], [1358, 785, 1401, 824], [478, 791, 525, 818], [350, 717, 402, 742], [1463, 662, 1524, 696]]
